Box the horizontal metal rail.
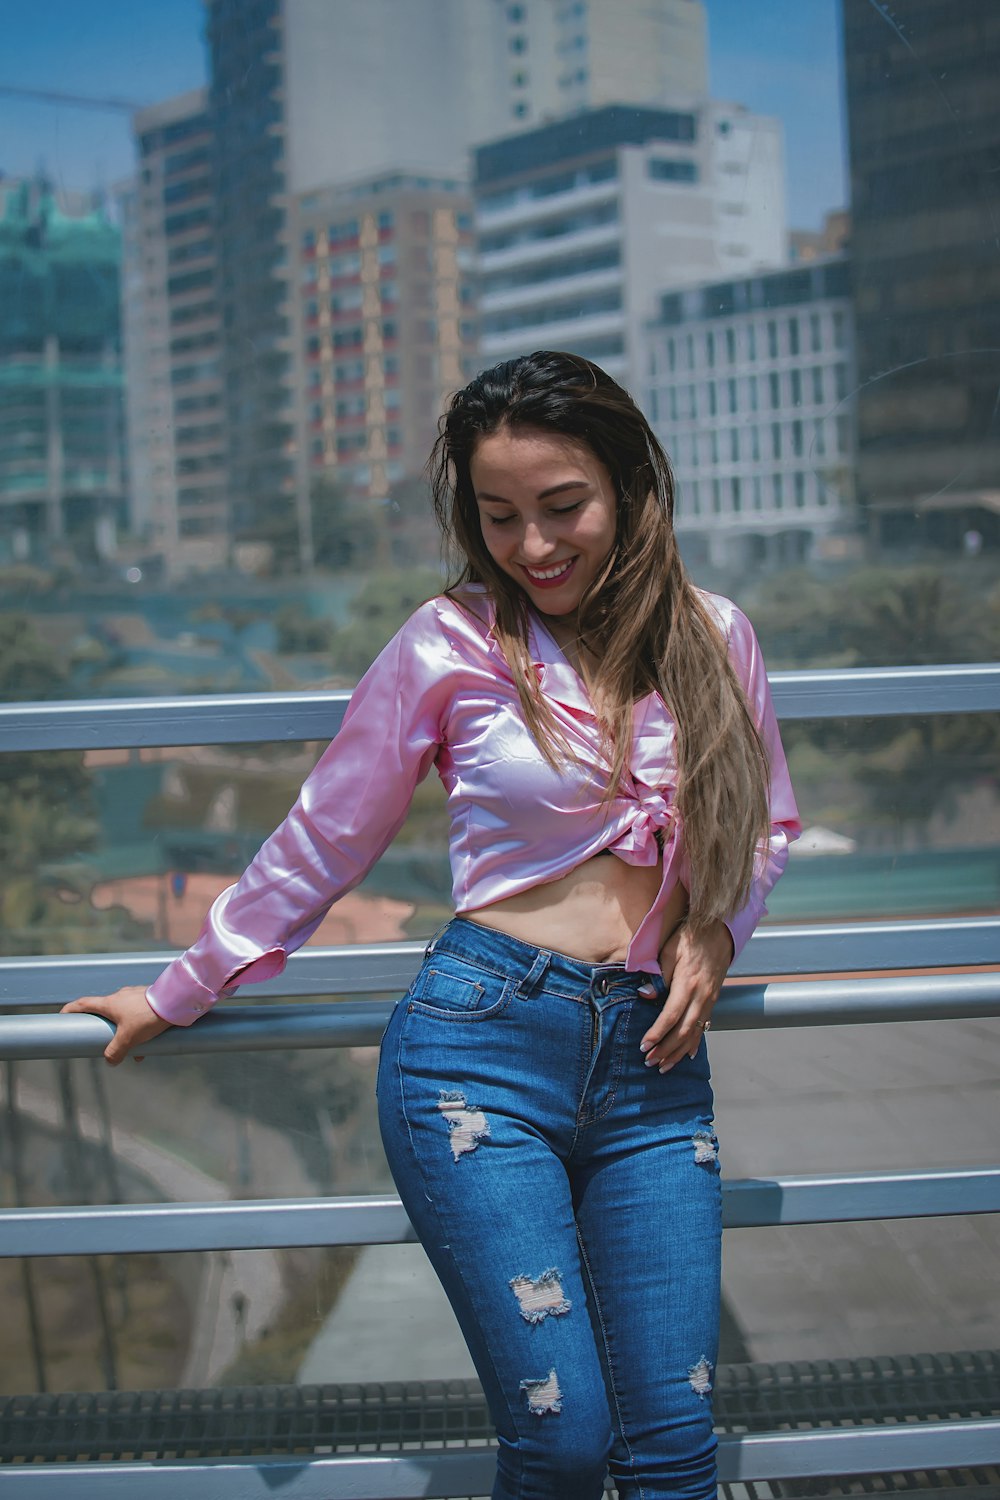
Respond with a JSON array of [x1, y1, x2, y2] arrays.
[[2, 1418, 999, 1490], [3, 1168, 998, 1259], [1, 662, 998, 753], [3, 971, 997, 1057], [3, 917, 999, 1009]]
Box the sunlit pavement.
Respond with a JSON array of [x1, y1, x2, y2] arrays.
[[296, 1017, 1000, 1381]]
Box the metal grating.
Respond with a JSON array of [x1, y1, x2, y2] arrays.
[[2, 1350, 999, 1492]]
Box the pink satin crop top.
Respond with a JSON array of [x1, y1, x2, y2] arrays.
[[146, 585, 800, 1025]]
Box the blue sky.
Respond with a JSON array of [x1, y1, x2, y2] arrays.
[[0, 0, 846, 229]]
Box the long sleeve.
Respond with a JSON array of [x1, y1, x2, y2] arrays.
[[722, 604, 801, 960], [146, 602, 453, 1025]]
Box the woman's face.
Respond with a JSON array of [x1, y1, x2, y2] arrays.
[[469, 425, 618, 618]]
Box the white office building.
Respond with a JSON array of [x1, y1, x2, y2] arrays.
[[475, 102, 786, 393], [120, 90, 228, 577], [282, 0, 709, 191], [646, 258, 857, 569]]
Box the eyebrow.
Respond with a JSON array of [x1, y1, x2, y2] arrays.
[[475, 480, 589, 505]]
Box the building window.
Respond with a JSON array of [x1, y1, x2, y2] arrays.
[[772, 422, 782, 459], [750, 426, 760, 461], [730, 428, 739, 461], [836, 414, 850, 453], [707, 383, 717, 416], [812, 366, 824, 405], [712, 479, 721, 513], [732, 476, 742, 511], [814, 418, 826, 456], [769, 372, 780, 409], [788, 318, 800, 356], [835, 363, 849, 401], [794, 471, 806, 507], [810, 312, 822, 352], [667, 338, 676, 372], [833, 310, 846, 348], [767, 320, 778, 359], [748, 375, 758, 412], [792, 419, 804, 457], [706, 331, 715, 368], [747, 324, 757, 361], [726, 327, 736, 363], [773, 473, 784, 508], [790, 369, 802, 406], [727, 378, 737, 414], [753, 475, 763, 510], [647, 158, 698, 184]]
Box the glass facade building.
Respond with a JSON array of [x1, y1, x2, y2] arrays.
[[843, 0, 1000, 549]]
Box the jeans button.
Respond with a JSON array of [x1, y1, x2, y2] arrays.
[[595, 975, 610, 997]]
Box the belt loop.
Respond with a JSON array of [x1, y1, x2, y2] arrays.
[[515, 949, 551, 1000], [423, 919, 451, 959]]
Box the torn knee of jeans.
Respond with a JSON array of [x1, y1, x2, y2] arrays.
[[509, 1268, 571, 1324], [437, 1089, 490, 1161], [692, 1130, 718, 1165], [520, 1367, 563, 1415], [688, 1356, 713, 1398]]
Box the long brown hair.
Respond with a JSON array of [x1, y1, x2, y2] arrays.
[[429, 350, 770, 929]]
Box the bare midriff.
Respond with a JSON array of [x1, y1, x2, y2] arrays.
[[464, 852, 688, 967]]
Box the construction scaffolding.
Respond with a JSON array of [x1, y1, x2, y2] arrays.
[[0, 177, 125, 561]]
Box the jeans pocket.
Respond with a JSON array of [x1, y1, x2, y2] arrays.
[[408, 957, 513, 1021]]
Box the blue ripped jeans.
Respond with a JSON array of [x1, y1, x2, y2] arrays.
[[377, 918, 721, 1500]]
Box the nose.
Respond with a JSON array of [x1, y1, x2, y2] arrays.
[[519, 520, 556, 562]]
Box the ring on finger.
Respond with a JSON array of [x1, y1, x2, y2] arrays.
[[700, 1019, 712, 1032]]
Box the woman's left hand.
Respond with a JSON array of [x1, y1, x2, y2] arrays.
[[638, 919, 734, 1072]]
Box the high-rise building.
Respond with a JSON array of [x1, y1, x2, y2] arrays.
[[206, 0, 307, 570], [123, 90, 228, 576], [475, 102, 786, 392], [282, 0, 708, 192], [647, 258, 856, 570], [541, 0, 708, 118], [0, 177, 125, 564], [197, 0, 718, 568], [842, 0, 1000, 550], [295, 174, 477, 499]]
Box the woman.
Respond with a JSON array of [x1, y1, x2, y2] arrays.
[[65, 351, 799, 1498]]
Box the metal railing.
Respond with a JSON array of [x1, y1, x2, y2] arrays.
[[1, 663, 998, 1492]]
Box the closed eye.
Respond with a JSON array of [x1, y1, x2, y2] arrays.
[[551, 501, 583, 516], [484, 513, 516, 527]]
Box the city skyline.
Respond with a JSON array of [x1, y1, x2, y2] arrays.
[[1, 0, 846, 230]]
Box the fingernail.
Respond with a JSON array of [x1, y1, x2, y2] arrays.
[[658, 1063, 674, 1074], [639, 1041, 651, 1053], [644, 1057, 657, 1068]]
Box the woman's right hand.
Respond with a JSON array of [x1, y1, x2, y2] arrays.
[[61, 987, 173, 1066]]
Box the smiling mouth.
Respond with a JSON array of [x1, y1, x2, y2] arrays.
[[521, 558, 577, 585]]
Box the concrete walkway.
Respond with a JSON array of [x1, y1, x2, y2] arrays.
[[296, 1014, 1000, 1382]]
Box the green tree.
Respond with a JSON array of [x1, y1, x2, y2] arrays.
[[328, 567, 445, 680], [245, 481, 380, 573], [0, 617, 150, 955], [746, 566, 1000, 844]]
